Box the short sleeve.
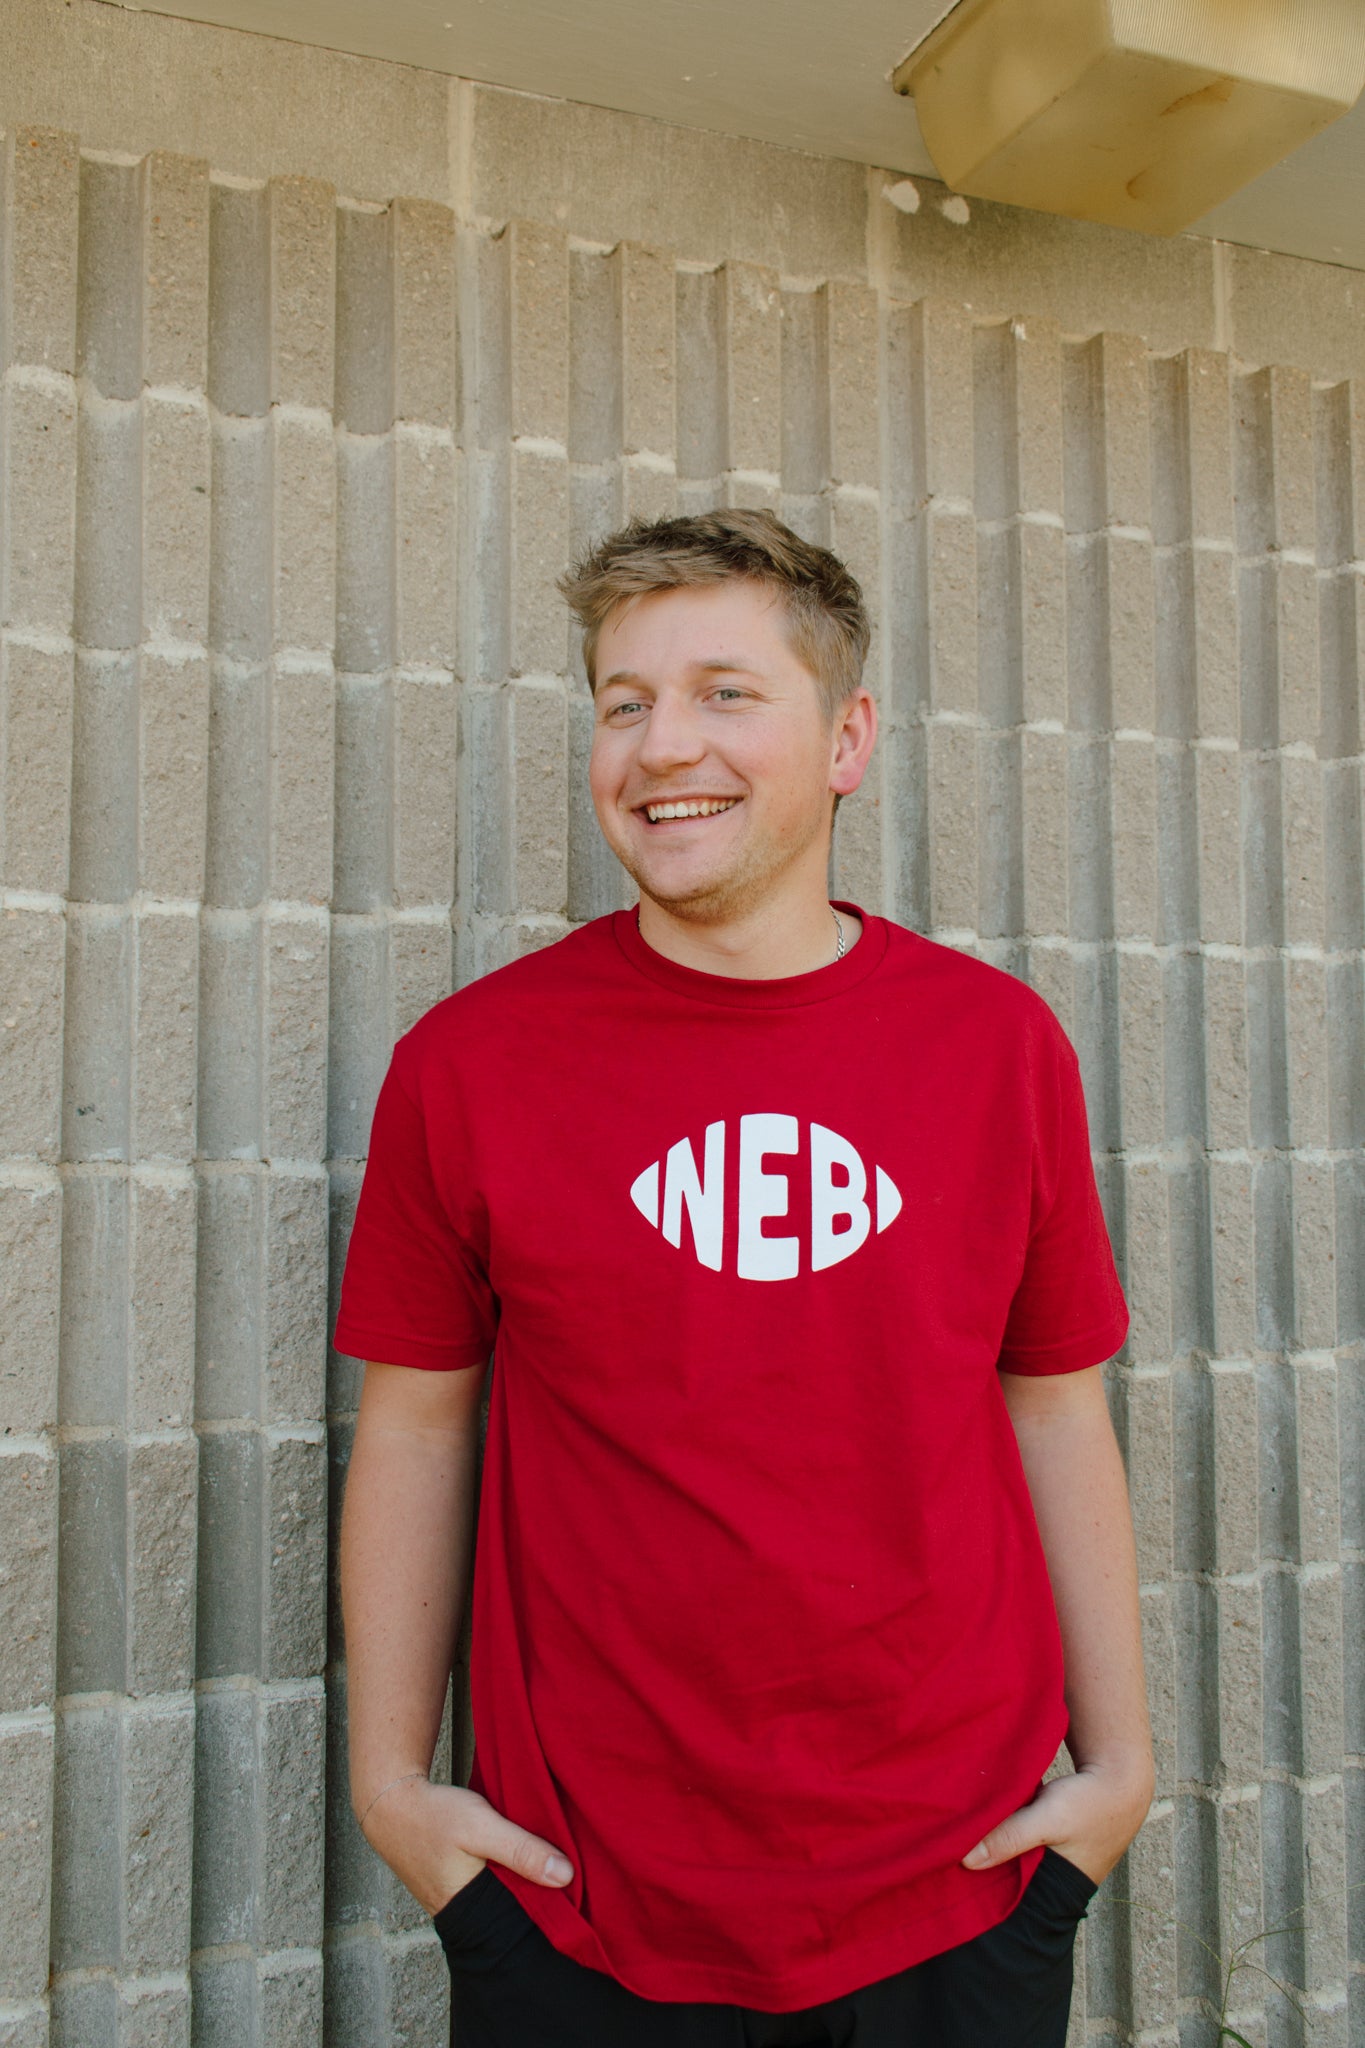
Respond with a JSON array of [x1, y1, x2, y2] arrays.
[[333, 1048, 497, 1371], [996, 1022, 1129, 1375]]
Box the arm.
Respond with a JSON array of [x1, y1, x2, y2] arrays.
[[341, 1359, 574, 1911], [962, 1362, 1154, 1883]]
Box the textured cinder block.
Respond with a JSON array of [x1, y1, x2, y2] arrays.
[[506, 219, 568, 448], [209, 416, 272, 663], [189, 1956, 256, 2048], [3, 374, 78, 637], [1, 635, 73, 900], [56, 1168, 128, 1427], [569, 244, 620, 469], [136, 648, 210, 897], [778, 285, 828, 502], [268, 664, 335, 902], [141, 394, 210, 648], [825, 282, 879, 492], [77, 155, 142, 403], [0, 1173, 61, 1434], [1124, 1368, 1173, 1584], [207, 181, 268, 420], [391, 672, 457, 910], [264, 1170, 328, 1426], [195, 1426, 262, 1678], [386, 1930, 451, 2043], [117, 1977, 191, 2048], [0, 1711, 54, 1999], [140, 152, 209, 393], [0, 1442, 58, 1715], [193, 1177, 261, 1429], [325, 921, 390, 1162], [1209, 1361, 1260, 1573], [509, 449, 569, 678], [1300, 1777, 1348, 1997], [191, 1686, 257, 1946], [1015, 523, 1067, 728], [1195, 747, 1243, 945], [925, 724, 976, 932], [389, 915, 453, 1045], [392, 197, 455, 431], [335, 203, 394, 439], [831, 776, 883, 919], [320, 1934, 387, 2046], [129, 912, 198, 1163], [122, 1697, 195, 1969], [6, 128, 79, 372], [1203, 956, 1249, 1150], [268, 178, 335, 413], [271, 413, 336, 655], [720, 262, 781, 478], [1291, 1160, 1337, 1354], [263, 1432, 327, 1681], [8, 1995, 55, 2048], [333, 675, 389, 912], [1281, 756, 1326, 951], [62, 905, 130, 1162], [910, 505, 976, 718], [1121, 1162, 1172, 1366], [260, 1685, 326, 1944], [0, 908, 65, 1159], [126, 1435, 197, 1694], [510, 679, 568, 918], [196, 911, 261, 1157], [1214, 1578, 1263, 1783], [1298, 1568, 1345, 1780], [69, 650, 137, 902], [56, 1434, 127, 1696], [51, 1700, 121, 1971], [261, 910, 329, 1160], [257, 1953, 322, 2044], [1116, 952, 1163, 1149], [127, 1171, 197, 1425], [1099, 533, 1155, 737], [1127, 1798, 1178, 2033], [617, 243, 674, 462], [1295, 1361, 1341, 1565], [392, 428, 456, 673]]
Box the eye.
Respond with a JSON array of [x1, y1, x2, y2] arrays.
[[604, 699, 646, 719], [711, 685, 746, 702]]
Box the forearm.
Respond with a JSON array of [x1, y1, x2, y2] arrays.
[[1002, 1365, 1153, 1793], [340, 1364, 483, 1817]]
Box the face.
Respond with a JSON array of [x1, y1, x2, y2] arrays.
[[588, 581, 875, 925]]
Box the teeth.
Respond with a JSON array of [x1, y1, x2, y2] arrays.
[[645, 798, 739, 822]]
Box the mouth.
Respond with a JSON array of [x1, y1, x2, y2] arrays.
[[636, 797, 743, 825]]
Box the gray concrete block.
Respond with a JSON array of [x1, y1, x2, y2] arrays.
[[195, 1426, 262, 1679], [391, 672, 457, 910], [126, 1435, 197, 1694], [257, 1952, 323, 2046], [56, 1168, 128, 1426], [886, 298, 974, 512], [62, 906, 131, 1162], [904, 505, 976, 719], [129, 915, 199, 1165], [1195, 747, 1244, 945], [569, 243, 622, 468], [1298, 1568, 1345, 1781], [260, 1686, 326, 1946], [385, 1931, 450, 2046], [76, 154, 142, 403], [209, 417, 272, 662], [0, 1442, 58, 1714], [1125, 1797, 1178, 2033], [335, 204, 393, 439], [69, 650, 138, 903], [202, 655, 270, 915], [509, 447, 569, 677], [507, 219, 568, 448], [271, 413, 336, 655], [135, 648, 210, 898], [52, 1976, 115, 2048], [1203, 956, 1249, 1150], [263, 1432, 327, 1681], [321, 1933, 387, 2046], [2, 373, 77, 637], [393, 428, 457, 670], [0, 636, 72, 898], [0, 1712, 54, 1999], [6, 127, 79, 373], [1102, 533, 1156, 737], [1282, 758, 1326, 954], [51, 1700, 120, 1972], [325, 921, 389, 1163], [1124, 1369, 1173, 1585], [196, 914, 261, 1158], [268, 178, 335, 414], [824, 282, 879, 493], [56, 1434, 127, 1696], [208, 180, 268, 420], [1299, 1776, 1348, 1997], [141, 395, 210, 649], [1018, 730, 1067, 938], [193, 1165, 260, 1424], [122, 1697, 195, 1969], [117, 1977, 191, 2048], [333, 675, 389, 912], [189, 1956, 255, 2048], [1117, 952, 1164, 1149], [1122, 1161, 1173, 1366], [268, 666, 335, 904], [140, 150, 209, 393], [0, 1174, 61, 1434], [1292, 1159, 1337, 1355], [1209, 1361, 1260, 1574], [1215, 1579, 1263, 1783], [510, 680, 567, 917], [720, 262, 780, 478], [392, 198, 455, 432], [616, 243, 674, 463], [264, 1171, 327, 1426], [388, 921, 454, 1054], [925, 724, 976, 934], [261, 912, 329, 1160], [191, 1685, 257, 1947]]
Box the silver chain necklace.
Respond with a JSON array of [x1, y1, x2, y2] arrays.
[[831, 907, 846, 961]]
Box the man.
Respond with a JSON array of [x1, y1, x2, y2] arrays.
[[336, 510, 1154, 2046]]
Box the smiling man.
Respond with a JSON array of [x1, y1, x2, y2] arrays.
[[335, 510, 1154, 2047]]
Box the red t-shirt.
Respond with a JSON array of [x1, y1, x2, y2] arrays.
[[334, 907, 1129, 2009]]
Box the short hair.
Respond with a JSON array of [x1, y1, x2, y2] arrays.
[[558, 508, 870, 719]]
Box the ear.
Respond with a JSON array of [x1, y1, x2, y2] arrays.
[[829, 687, 878, 798]]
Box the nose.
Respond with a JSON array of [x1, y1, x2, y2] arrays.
[[636, 692, 707, 776]]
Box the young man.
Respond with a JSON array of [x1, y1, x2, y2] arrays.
[[336, 510, 1154, 2047]]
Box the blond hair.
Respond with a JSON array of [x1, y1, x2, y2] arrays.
[[558, 509, 870, 719]]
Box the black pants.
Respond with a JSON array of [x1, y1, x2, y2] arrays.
[[435, 1848, 1097, 2047]]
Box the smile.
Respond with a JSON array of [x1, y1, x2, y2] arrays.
[[641, 798, 741, 822]]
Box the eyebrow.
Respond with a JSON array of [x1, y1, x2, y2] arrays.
[[597, 658, 767, 691]]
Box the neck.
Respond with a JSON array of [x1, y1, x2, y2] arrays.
[[635, 877, 861, 979]]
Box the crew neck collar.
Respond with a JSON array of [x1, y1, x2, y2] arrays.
[[611, 902, 889, 1008]]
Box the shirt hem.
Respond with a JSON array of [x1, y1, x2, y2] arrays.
[[331, 1320, 489, 1372], [996, 1308, 1129, 1377]]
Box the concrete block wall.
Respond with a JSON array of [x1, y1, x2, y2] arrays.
[[0, 11, 1360, 2043]]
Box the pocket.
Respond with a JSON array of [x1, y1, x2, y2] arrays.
[[1033, 1846, 1099, 1921], [432, 1866, 535, 1973]]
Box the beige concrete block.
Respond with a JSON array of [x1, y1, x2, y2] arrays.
[[1017, 522, 1067, 727], [1298, 1776, 1348, 1994], [264, 1171, 328, 1426], [1299, 1568, 1345, 1785], [127, 1171, 196, 1431], [926, 724, 977, 933], [0, 1176, 61, 1435], [0, 907, 64, 1160], [1100, 332, 1152, 533], [268, 177, 335, 412], [1195, 748, 1243, 946], [1123, 1160, 1172, 1365], [511, 681, 567, 917], [1296, 1360, 1341, 1565], [913, 505, 976, 717], [507, 219, 569, 447], [1024, 945, 1073, 1041], [1209, 1361, 1259, 1573], [262, 1435, 327, 1680], [261, 912, 329, 1162], [130, 910, 198, 1163], [126, 1437, 197, 1695], [1020, 729, 1068, 938], [1275, 560, 1321, 751], [137, 649, 209, 898], [472, 83, 868, 282], [62, 906, 130, 1163], [1104, 532, 1156, 735], [1125, 1796, 1178, 2030], [620, 459, 677, 525], [826, 282, 879, 492], [141, 152, 209, 393], [1124, 1368, 1173, 1584], [1285, 958, 1329, 1155], [271, 411, 336, 654], [141, 393, 210, 647], [509, 448, 569, 677], [0, 1441, 58, 1720], [888, 298, 974, 509], [1214, 1791, 1264, 1959], [1111, 736, 1158, 940], [394, 427, 457, 669], [74, 389, 141, 651], [268, 664, 334, 905], [388, 919, 454, 1045], [827, 491, 880, 681], [1229, 242, 1365, 384], [1, 637, 73, 896], [6, 127, 79, 373], [1117, 951, 1164, 1149], [1209, 1161, 1255, 1358], [1191, 547, 1239, 741], [392, 672, 457, 911], [617, 244, 675, 461], [1281, 756, 1326, 950], [831, 771, 883, 919], [1007, 316, 1064, 521], [3, 374, 77, 637], [0, 1712, 54, 1994], [1177, 350, 1235, 548], [720, 473, 779, 515], [721, 263, 781, 478], [392, 197, 456, 430], [1215, 1579, 1263, 1781], [1203, 957, 1249, 1151]]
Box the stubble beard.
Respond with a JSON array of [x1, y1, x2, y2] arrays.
[[613, 801, 831, 929]]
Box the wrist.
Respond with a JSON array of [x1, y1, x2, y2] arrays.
[[355, 1766, 431, 1837]]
